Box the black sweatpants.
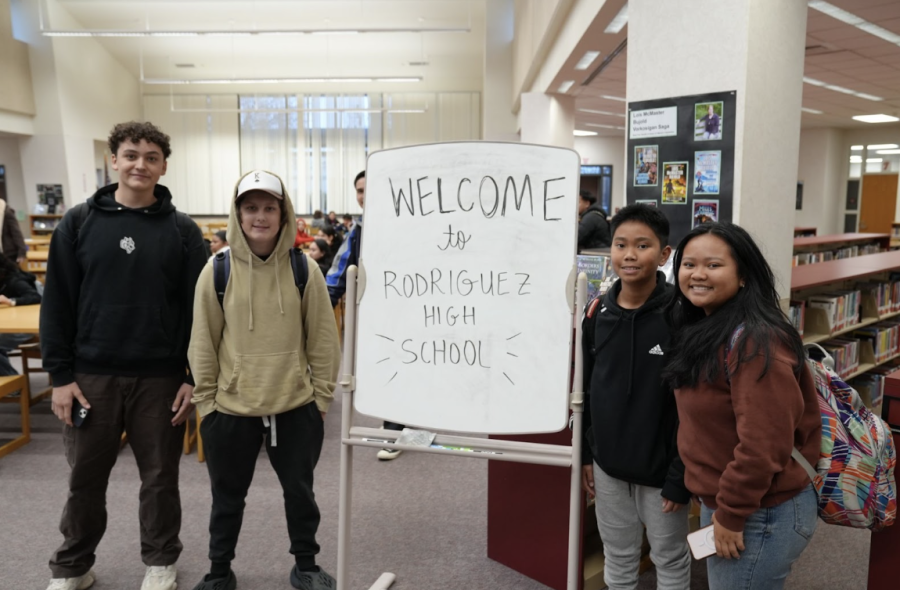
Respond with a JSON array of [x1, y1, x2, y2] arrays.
[[201, 402, 324, 570]]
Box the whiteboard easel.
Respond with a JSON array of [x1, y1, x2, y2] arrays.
[[336, 267, 588, 589]]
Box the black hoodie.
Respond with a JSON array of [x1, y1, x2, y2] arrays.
[[40, 183, 207, 387], [581, 272, 690, 503]]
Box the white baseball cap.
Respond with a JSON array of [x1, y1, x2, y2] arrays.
[[237, 170, 284, 200]]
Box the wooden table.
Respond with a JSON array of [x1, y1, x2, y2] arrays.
[[0, 305, 40, 333]]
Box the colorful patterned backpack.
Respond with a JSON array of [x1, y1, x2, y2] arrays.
[[727, 329, 897, 530]]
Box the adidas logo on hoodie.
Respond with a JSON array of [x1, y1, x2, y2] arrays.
[[648, 344, 664, 356]]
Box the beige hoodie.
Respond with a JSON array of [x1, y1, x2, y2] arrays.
[[188, 171, 340, 418]]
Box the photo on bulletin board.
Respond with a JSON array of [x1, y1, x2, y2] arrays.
[[694, 101, 723, 141], [693, 150, 721, 195], [633, 145, 659, 186], [692, 199, 719, 228], [636, 199, 658, 207], [661, 162, 689, 204]]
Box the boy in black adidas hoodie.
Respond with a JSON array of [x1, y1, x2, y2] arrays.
[[581, 204, 691, 590]]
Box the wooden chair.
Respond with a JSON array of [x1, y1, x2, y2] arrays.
[[17, 342, 53, 405], [334, 295, 345, 345], [0, 374, 30, 458], [182, 408, 204, 462]]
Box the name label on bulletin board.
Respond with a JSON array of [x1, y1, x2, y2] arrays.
[[355, 142, 579, 434], [630, 107, 678, 139]]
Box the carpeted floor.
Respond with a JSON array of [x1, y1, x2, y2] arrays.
[[0, 369, 872, 590]]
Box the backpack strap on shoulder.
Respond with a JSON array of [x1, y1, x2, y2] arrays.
[[173, 211, 196, 253], [213, 250, 231, 309], [71, 203, 90, 238], [289, 247, 309, 297]]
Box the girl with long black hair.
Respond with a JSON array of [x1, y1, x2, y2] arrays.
[[664, 222, 821, 590]]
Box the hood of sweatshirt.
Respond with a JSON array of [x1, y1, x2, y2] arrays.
[[227, 170, 298, 331], [88, 183, 177, 215]]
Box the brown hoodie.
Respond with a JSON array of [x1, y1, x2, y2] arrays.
[[188, 171, 341, 418]]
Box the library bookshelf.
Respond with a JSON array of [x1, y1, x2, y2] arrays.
[[792, 232, 890, 266]]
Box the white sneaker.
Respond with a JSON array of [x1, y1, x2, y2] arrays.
[[46, 570, 95, 590], [142, 565, 177, 590], [377, 448, 402, 461]]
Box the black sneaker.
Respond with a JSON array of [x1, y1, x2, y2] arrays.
[[290, 566, 335, 590], [190, 570, 236, 590]]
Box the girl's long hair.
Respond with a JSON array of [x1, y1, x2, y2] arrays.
[[663, 223, 804, 389]]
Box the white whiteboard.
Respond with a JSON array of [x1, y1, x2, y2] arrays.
[[355, 142, 580, 434]]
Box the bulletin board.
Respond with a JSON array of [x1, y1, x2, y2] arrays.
[[626, 90, 737, 246]]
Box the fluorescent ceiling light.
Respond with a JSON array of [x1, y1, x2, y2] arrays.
[[809, 2, 900, 46], [142, 76, 421, 85], [801, 107, 823, 114], [851, 145, 864, 150], [585, 123, 626, 130], [876, 149, 900, 155], [867, 158, 884, 163], [803, 76, 882, 101], [573, 130, 598, 136], [575, 51, 601, 70], [42, 26, 470, 37], [867, 144, 899, 150], [605, 3, 628, 34], [557, 80, 575, 93], [853, 114, 900, 123], [578, 108, 626, 117], [601, 94, 627, 102], [850, 156, 863, 163]]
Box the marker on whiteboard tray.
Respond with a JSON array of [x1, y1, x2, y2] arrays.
[[430, 444, 502, 455], [362, 438, 392, 444]]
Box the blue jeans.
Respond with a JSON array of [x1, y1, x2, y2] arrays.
[[701, 485, 818, 590]]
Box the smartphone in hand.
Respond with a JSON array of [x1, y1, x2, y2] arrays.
[[687, 524, 716, 560], [72, 398, 89, 428]]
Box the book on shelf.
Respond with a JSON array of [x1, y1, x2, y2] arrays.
[[576, 254, 614, 303], [806, 289, 860, 334], [789, 300, 806, 336], [791, 244, 883, 267], [821, 338, 860, 379]]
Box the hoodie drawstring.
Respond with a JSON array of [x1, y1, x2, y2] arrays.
[[248, 255, 254, 331], [627, 317, 635, 397], [262, 415, 277, 446]]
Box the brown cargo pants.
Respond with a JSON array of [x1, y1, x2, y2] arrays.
[[49, 373, 186, 578]]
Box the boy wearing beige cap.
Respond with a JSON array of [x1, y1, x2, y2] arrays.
[[188, 170, 340, 590]]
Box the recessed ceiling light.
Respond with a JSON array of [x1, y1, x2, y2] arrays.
[[142, 76, 421, 85], [867, 144, 899, 150], [867, 158, 884, 163], [605, 3, 629, 34], [601, 94, 627, 102], [851, 145, 864, 150], [853, 114, 900, 123], [877, 149, 900, 155], [803, 76, 883, 101], [578, 108, 626, 117], [801, 107, 823, 114], [575, 51, 601, 70], [573, 130, 598, 136], [557, 80, 575, 93], [809, 2, 900, 45]]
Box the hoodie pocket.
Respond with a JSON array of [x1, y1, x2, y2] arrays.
[[225, 351, 303, 411], [77, 305, 173, 361]]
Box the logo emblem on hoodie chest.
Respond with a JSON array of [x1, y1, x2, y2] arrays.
[[120, 236, 136, 254]]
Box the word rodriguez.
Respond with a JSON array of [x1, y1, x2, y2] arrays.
[[384, 269, 532, 299]]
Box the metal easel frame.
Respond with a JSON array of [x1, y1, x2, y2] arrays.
[[336, 265, 588, 590]]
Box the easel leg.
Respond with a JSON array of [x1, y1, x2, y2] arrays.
[[567, 273, 588, 590]]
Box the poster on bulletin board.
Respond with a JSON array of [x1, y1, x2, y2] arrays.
[[626, 91, 736, 245]]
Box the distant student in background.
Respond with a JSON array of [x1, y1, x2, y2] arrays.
[[582, 204, 691, 590], [209, 230, 229, 255], [0, 198, 27, 265], [189, 170, 340, 590], [577, 190, 611, 252], [326, 170, 405, 460], [326, 211, 339, 228], [310, 210, 326, 231], [294, 217, 315, 248], [664, 223, 820, 590], [319, 225, 342, 258], [0, 254, 40, 377], [340, 214, 353, 234], [308, 238, 332, 277]]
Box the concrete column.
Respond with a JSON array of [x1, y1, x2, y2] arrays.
[[627, 0, 808, 298], [483, 0, 518, 142], [520, 92, 574, 149]]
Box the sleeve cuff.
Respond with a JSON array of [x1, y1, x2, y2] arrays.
[[195, 400, 216, 417], [714, 508, 747, 533], [315, 397, 332, 414], [661, 481, 692, 505], [50, 371, 76, 388]]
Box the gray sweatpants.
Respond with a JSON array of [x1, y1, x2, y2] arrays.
[[592, 463, 691, 590]]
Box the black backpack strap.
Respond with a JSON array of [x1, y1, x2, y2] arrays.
[[289, 247, 309, 297], [173, 211, 197, 253], [213, 250, 230, 309], [71, 203, 90, 238]]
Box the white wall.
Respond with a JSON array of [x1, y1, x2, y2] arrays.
[[842, 124, 900, 222], [574, 135, 625, 209], [796, 127, 844, 235]]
